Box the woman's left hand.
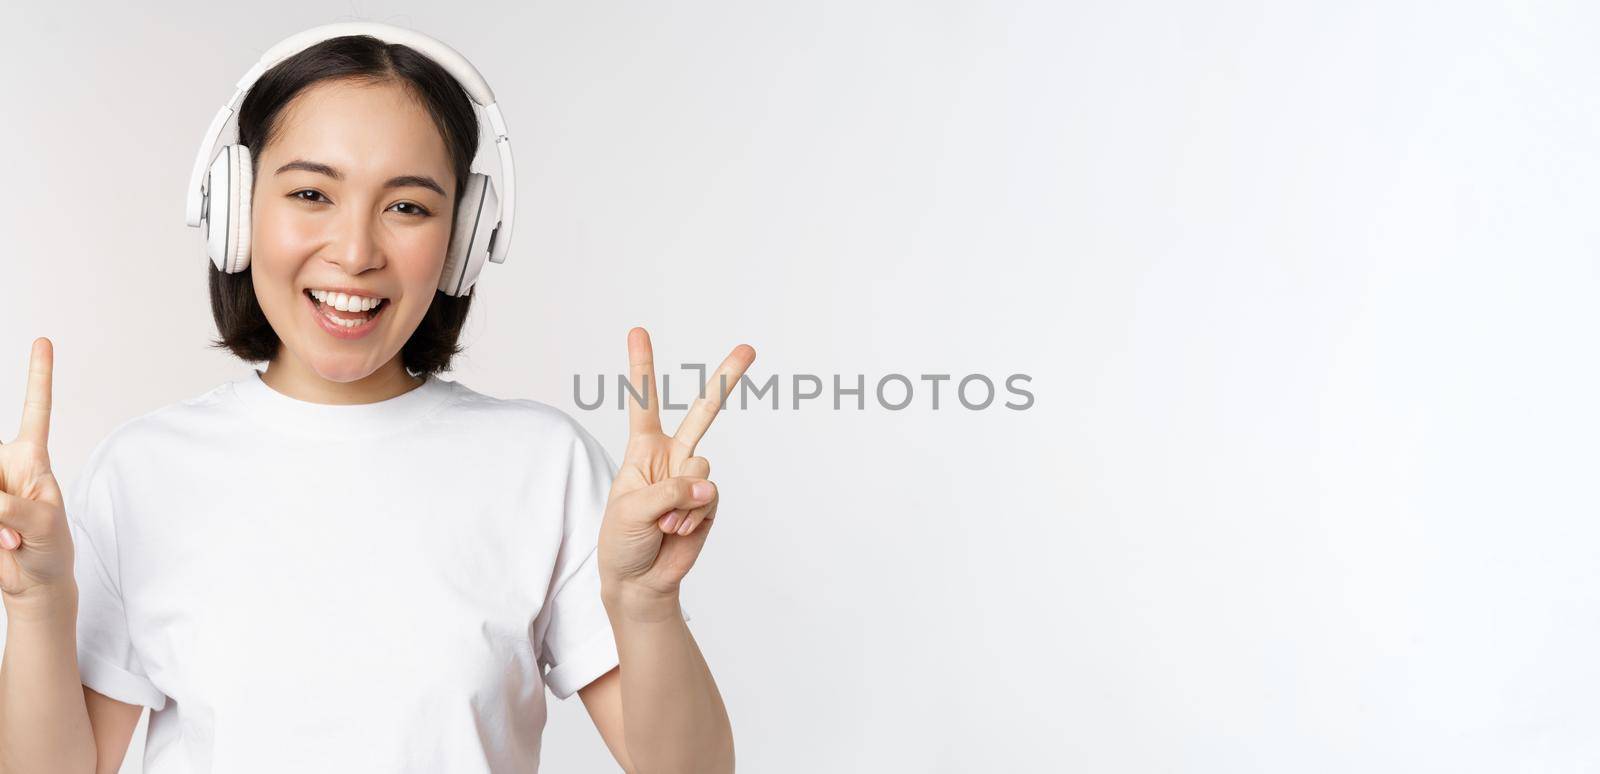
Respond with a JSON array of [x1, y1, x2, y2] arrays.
[[597, 327, 755, 613]]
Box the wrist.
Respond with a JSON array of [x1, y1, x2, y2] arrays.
[[602, 580, 683, 624], [1, 580, 78, 626]]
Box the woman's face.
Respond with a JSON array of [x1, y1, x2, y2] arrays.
[[249, 78, 456, 384]]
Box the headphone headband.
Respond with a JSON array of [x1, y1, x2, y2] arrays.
[[183, 22, 516, 267]]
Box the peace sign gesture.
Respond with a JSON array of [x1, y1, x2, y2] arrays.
[[0, 338, 76, 615], [596, 327, 755, 610]]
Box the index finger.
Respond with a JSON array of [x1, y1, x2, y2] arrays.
[[672, 343, 755, 454], [17, 337, 52, 448], [625, 327, 662, 437]]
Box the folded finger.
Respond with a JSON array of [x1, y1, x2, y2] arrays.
[[626, 476, 716, 528], [678, 455, 710, 479], [678, 493, 719, 536], [0, 489, 48, 539]]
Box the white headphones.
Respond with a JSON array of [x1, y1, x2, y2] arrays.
[[184, 22, 517, 297]]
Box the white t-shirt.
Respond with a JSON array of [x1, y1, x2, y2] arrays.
[[53, 369, 681, 772]]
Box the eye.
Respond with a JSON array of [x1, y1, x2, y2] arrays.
[[287, 190, 431, 218], [289, 189, 329, 204], [390, 201, 433, 217]]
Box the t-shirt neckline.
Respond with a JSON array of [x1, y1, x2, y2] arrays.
[[229, 368, 456, 438]]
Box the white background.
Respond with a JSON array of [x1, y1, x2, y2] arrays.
[[3, 1, 1598, 771]]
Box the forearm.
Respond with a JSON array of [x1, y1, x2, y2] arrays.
[[603, 588, 733, 774], [0, 585, 97, 774]]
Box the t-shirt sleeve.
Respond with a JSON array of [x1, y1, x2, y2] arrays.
[[536, 421, 691, 700], [67, 445, 168, 710]]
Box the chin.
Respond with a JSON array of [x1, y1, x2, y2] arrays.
[[305, 355, 384, 384]]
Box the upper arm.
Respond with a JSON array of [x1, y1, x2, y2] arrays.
[[578, 666, 634, 773], [82, 685, 140, 774]]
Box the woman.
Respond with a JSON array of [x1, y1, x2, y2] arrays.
[[0, 30, 748, 773]]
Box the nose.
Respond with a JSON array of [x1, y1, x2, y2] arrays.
[[323, 207, 385, 275]]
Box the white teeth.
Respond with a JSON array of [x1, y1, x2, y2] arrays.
[[309, 289, 382, 312]]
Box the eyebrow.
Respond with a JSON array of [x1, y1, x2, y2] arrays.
[[274, 159, 446, 197]]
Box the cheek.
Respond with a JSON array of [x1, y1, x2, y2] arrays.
[[249, 199, 322, 270], [388, 223, 453, 292]]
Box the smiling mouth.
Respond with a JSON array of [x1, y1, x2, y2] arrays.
[[304, 289, 388, 325]]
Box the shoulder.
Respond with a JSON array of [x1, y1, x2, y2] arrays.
[[85, 381, 237, 472], [442, 380, 609, 454], [63, 381, 236, 511]]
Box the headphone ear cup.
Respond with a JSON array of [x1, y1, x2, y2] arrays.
[[205, 145, 253, 274], [439, 172, 497, 296], [232, 146, 253, 273]]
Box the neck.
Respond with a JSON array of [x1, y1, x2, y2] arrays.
[[260, 350, 423, 405]]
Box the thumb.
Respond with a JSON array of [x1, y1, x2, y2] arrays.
[[616, 476, 716, 528], [0, 526, 18, 550]]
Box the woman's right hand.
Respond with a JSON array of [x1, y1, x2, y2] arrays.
[[0, 337, 75, 612]]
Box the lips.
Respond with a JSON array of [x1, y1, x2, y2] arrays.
[[304, 289, 387, 340]]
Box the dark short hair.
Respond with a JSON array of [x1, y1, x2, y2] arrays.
[[206, 34, 480, 376]]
